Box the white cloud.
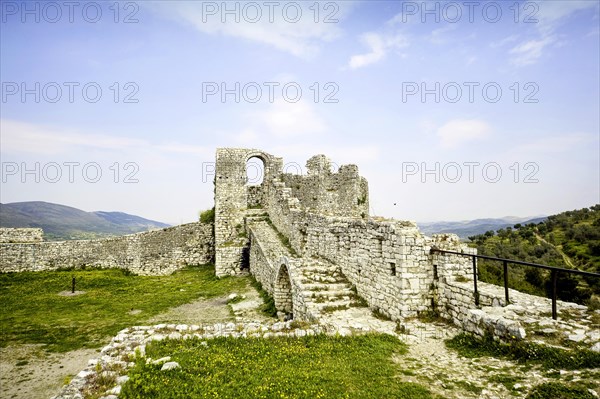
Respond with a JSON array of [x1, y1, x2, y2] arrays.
[[0, 119, 212, 158], [428, 25, 457, 45], [490, 34, 520, 48], [508, 0, 599, 66], [348, 32, 409, 69], [0, 119, 146, 155], [509, 36, 555, 66], [437, 119, 491, 148], [250, 99, 327, 137], [535, 0, 599, 34], [149, 2, 354, 58]]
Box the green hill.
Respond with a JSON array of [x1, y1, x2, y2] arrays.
[[0, 201, 170, 241], [468, 205, 600, 306], [419, 216, 547, 239]]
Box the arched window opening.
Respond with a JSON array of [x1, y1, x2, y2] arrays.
[[246, 157, 265, 186]]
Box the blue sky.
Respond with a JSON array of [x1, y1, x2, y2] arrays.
[[1, 0, 598, 224]]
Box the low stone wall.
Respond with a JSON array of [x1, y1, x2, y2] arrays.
[[0, 228, 43, 243], [52, 321, 326, 399], [438, 278, 525, 340], [247, 220, 311, 321], [0, 223, 214, 275], [248, 228, 276, 293]]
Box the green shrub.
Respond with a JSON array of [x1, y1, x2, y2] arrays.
[[199, 208, 215, 224]]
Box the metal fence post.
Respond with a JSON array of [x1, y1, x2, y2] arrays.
[[503, 260, 509, 305], [551, 270, 558, 320], [472, 256, 479, 306]]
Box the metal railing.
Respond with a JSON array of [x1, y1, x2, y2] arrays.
[[430, 248, 600, 320]]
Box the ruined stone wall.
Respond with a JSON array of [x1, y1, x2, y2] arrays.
[[247, 185, 265, 208], [214, 149, 369, 276], [0, 222, 213, 275], [264, 170, 473, 319], [280, 156, 369, 218], [0, 228, 43, 243], [248, 228, 277, 293], [216, 148, 533, 335]]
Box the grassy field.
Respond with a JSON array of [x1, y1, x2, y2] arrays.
[[121, 334, 435, 399], [0, 265, 247, 352]]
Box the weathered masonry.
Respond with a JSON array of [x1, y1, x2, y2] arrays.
[[2, 148, 594, 344], [212, 148, 600, 345], [0, 224, 213, 275], [214, 149, 482, 323]]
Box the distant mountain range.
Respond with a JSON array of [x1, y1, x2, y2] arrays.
[[418, 216, 547, 240], [0, 201, 546, 242], [0, 201, 170, 241]]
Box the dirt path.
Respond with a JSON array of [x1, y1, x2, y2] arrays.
[[147, 281, 272, 325], [1, 281, 270, 399], [0, 345, 98, 399], [535, 232, 575, 268]]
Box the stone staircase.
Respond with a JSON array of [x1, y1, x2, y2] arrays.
[[298, 257, 365, 315], [296, 257, 396, 335], [247, 214, 397, 335], [246, 218, 289, 261]]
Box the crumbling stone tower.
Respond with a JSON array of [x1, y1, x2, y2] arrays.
[[214, 148, 369, 276], [214, 148, 281, 276]]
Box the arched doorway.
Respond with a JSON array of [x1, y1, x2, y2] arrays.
[[274, 263, 293, 318], [246, 156, 265, 186], [246, 156, 265, 208]]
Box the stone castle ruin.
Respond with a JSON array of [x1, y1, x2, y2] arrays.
[[1, 148, 598, 346]]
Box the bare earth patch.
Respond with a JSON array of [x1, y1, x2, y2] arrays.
[[0, 345, 97, 399], [57, 291, 86, 296]]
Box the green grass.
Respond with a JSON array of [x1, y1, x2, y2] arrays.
[[446, 333, 600, 370], [249, 276, 277, 317], [0, 264, 247, 352], [121, 334, 435, 399], [453, 380, 482, 395], [488, 374, 523, 392], [526, 382, 596, 399]]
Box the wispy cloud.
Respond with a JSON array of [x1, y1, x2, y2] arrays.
[[437, 119, 491, 148], [234, 99, 328, 143], [0, 119, 212, 158], [150, 2, 354, 59], [428, 25, 457, 45], [490, 34, 520, 49], [508, 0, 599, 66], [348, 32, 409, 69], [509, 36, 555, 66]]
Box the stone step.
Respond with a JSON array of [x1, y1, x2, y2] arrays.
[[302, 274, 346, 284], [309, 289, 354, 298], [300, 283, 349, 291], [314, 299, 353, 310], [301, 267, 341, 276]]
